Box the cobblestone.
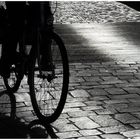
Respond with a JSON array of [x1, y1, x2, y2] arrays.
[[87, 89, 108, 96], [98, 125, 133, 134], [56, 131, 82, 139], [90, 115, 121, 127], [121, 130, 140, 138], [69, 89, 90, 98], [115, 113, 140, 124], [95, 108, 118, 115], [68, 111, 96, 118], [101, 134, 126, 139], [69, 117, 100, 129], [79, 129, 102, 136]]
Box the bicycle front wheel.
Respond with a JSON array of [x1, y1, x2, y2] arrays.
[[29, 32, 69, 123]]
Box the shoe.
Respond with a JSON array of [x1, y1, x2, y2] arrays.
[[40, 63, 55, 79]]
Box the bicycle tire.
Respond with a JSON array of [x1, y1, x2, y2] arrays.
[[3, 62, 24, 93], [29, 32, 69, 123]]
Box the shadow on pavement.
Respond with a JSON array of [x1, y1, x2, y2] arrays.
[[0, 89, 58, 138]]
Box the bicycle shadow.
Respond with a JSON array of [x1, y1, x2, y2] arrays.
[[0, 89, 58, 138]]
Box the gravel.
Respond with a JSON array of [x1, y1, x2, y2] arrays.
[[52, 1, 140, 23]]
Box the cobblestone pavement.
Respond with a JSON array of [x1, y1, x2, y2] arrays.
[[1, 1, 140, 139], [1, 23, 140, 138], [53, 1, 140, 23]]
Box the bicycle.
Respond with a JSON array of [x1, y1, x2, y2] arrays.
[[1, 17, 69, 123]]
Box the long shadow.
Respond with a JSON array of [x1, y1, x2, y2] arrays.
[[0, 89, 58, 138]]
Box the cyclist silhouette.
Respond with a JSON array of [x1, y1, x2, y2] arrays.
[[0, 1, 54, 78]]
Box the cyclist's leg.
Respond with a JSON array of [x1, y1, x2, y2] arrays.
[[0, 27, 18, 77], [40, 29, 54, 71], [40, 14, 54, 71]]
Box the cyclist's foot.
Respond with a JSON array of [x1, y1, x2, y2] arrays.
[[41, 63, 55, 77]]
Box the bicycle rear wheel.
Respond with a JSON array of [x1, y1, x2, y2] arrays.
[[29, 32, 69, 123]]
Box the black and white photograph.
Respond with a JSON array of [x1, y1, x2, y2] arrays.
[[0, 1, 140, 139]]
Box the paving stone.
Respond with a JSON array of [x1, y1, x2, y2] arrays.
[[69, 117, 100, 129], [54, 123, 78, 132], [104, 88, 127, 95], [127, 101, 140, 107], [115, 113, 140, 124], [14, 93, 31, 102], [95, 108, 117, 115], [80, 81, 99, 86], [130, 123, 140, 129], [53, 118, 70, 126], [56, 131, 82, 139], [78, 136, 100, 139], [90, 96, 109, 101], [108, 94, 140, 99], [93, 84, 115, 88], [21, 116, 37, 122], [65, 102, 86, 108], [117, 106, 140, 113], [100, 79, 125, 85], [84, 77, 102, 82], [66, 97, 88, 103], [128, 96, 140, 104], [132, 112, 140, 119], [58, 113, 69, 119], [16, 106, 34, 112], [87, 89, 108, 96], [101, 133, 126, 139], [90, 115, 121, 127], [121, 130, 140, 138], [76, 71, 92, 77], [16, 102, 26, 107], [84, 100, 103, 106], [104, 103, 128, 110], [76, 85, 98, 90], [116, 82, 140, 88], [70, 89, 90, 97], [118, 75, 136, 80], [79, 129, 102, 136], [68, 110, 96, 118], [16, 111, 34, 118], [70, 77, 85, 83], [98, 125, 133, 134], [123, 87, 140, 94], [17, 88, 29, 93], [104, 99, 129, 104], [62, 107, 81, 113], [82, 105, 103, 111]]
